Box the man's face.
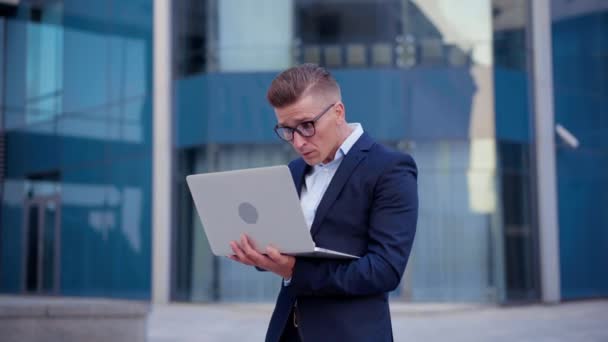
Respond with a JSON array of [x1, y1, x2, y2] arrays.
[[274, 94, 343, 165]]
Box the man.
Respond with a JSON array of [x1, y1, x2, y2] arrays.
[[229, 64, 418, 341]]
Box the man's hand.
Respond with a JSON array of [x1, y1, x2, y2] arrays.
[[229, 234, 295, 279]]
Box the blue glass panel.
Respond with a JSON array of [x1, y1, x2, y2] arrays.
[[60, 165, 108, 296], [557, 147, 608, 298], [554, 92, 604, 148], [0, 204, 24, 292], [494, 68, 531, 142], [338, 68, 477, 141], [175, 68, 482, 147], [57, 108, 110, 169], [105, 96, 152, 160], [60, 157, 151, 299], [175, 76, 211, 148], [62, 23, 111, 114], [4, 20, 27, 130], [0, 0, 155, 299], [104, 155, 152, 299], [6, 131, 61, 177], [552, 8, 608, 298]]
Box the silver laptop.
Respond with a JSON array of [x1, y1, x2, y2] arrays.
[[186, 165, 359, 259]]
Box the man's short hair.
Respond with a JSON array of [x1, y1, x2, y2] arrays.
[[266, 63, 341, 108]]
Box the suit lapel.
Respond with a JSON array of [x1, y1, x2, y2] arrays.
[[289, 158, 308, 198], [309, 133, 374, 237]]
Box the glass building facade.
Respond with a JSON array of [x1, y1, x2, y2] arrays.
[[1, 0, 153, 299], [0, 0, 606, 304], [171, 0, 527, 303], [551, 0, 608, 299]]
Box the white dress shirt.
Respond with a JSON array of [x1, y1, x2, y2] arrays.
[[300, 123, 364, 229], [284, 123, 364, 286]]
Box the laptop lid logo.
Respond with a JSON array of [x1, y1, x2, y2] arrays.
[[238, 202, 258, 224]]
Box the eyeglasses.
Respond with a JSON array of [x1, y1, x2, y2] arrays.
[[274, 103, 335, 142]]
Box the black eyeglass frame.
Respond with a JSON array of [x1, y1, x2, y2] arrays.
[[273, 103, 336, 142]]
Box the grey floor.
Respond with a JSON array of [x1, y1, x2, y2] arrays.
[[148, 299, 608, 342]]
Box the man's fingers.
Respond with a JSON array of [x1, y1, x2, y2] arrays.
[[230, 241, 254, 266], [241, 234, 260, 255], [240, 235, 264, 261], [239, 235, 272, 268], [266, 246, 287, 265], [231, 235, 293, 278], [244, 234, 259, 251], [266, 246, 295, 279]]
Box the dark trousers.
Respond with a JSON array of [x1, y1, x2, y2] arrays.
[[280, 307, 302, 342]]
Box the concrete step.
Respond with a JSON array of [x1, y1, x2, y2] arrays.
[[0, 295, 149, 342]]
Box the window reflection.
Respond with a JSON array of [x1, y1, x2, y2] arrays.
[[25, 2, 63, 126], [1, 0, 153, 299], [295, 0, 482, 69], [172, 0, 510, 303]]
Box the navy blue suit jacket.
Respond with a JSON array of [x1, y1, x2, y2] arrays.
[[265, 133, 418, 342]]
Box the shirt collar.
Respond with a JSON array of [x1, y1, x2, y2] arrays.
[[339, 123, 364, 155], [317, 123, 364, 168]]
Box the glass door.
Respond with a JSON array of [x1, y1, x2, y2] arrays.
[[22, 195, 61, 294]]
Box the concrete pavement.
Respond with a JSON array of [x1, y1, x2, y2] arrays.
[[148, 300, 608, 342]]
